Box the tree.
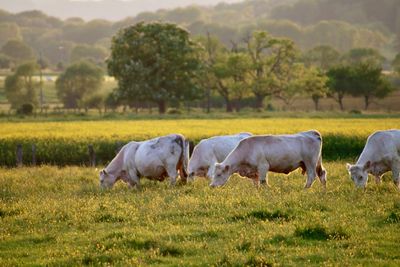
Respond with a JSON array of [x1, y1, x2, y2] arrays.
[[212, 51, 252, 112], [1, 39, 34, 64], [70, 44, 108, 65], [4, 62, 39, 108], [107, 22, 202, 114], [274, 63, 306, 109], [326, 65, 353, 111], [349, 63, 394, 110], [105, 91, 121, 112], [303, 45, 340, 71], [82, 94, 105, 114], [244, 31, 298, 109], [0, 53, 11, 69], [195, 33, 225, 113], [393, 53, 400, 74], [56, 61, 103, 110], [301, 67, 328, 111], [342, 48, 385, 67]]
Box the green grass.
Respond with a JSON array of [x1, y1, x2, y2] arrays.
[[1, 163, 400, 266]]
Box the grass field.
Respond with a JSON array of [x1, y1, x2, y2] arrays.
[[1, 163, 400, 266]]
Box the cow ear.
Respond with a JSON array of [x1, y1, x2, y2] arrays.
[[346, 163, 352, 172], [363, 161, 371, 171], [224, 165, 230, 172]]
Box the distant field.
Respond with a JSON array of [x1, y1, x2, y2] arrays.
[[0, 118, 399, 166], [1, 164, 400, 265], [1, 118, 398, 139]]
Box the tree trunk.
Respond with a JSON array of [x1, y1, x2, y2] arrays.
[[206, 87, 211, 113], [234, 99, 241, 112], [312, 96, 320, 111], [254, 94, 265, 110], [225, 98, 233, 112], [364, 95, 370, 110], [338, 95, 344, 111], [157, 100, 166, 114]]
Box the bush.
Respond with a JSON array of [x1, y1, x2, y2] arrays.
[[17, 103, 34, 115]]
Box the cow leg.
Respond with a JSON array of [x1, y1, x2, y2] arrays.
[[128, 169, 141, 190], [316, 157, 327, 189], [304, 162, 317, 189], [207, 161, 216, 180], [258, 163, 270, 187], [166, 165, 178, 186]]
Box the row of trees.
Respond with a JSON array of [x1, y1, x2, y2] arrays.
[[107, 23, 396, 114], [3, 22, 398, 114]]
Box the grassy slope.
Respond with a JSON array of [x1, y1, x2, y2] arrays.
[[1, 164, 400, 266]]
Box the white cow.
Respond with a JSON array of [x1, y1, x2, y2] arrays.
[[99, 134, 189, 188], [346, 130, 400, 189], [188, 133, 252, 180], [210, 130, 327, 188]]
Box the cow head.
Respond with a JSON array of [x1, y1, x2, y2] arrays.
[[99, 169, 118, 188], [188, 166, 209, 181], [346, 161, 370, 188], [210, 163, 230, 187]]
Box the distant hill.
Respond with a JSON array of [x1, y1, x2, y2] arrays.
[[0, 0, 244, 21]]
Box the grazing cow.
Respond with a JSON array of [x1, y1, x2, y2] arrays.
[[346, 130, 400, 189], [210, 130, 327, 188], [99, 134, 189, 188], [188, 133, 252, 180]]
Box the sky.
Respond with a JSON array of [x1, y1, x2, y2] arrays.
[[0, 0, 245, 20]]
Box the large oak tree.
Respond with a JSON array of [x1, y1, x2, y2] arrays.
[[107, 22, 202, 114]]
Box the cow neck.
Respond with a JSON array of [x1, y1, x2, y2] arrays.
[[106, 149, 125, 175]]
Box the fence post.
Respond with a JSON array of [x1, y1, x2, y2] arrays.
[[16, 144, 23, 167], [32, 144, 36, 166], [88, 145, 96, 167]]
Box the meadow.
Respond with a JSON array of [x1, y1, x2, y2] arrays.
[[1, 117, 400, 166], [1, 117, 400, 266], [1, 164, 400, 266]]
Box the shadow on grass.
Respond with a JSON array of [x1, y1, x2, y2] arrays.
[[231, 209, 293, 222], [294, 225, 349, 241], [123, 239, 182, 257], [94, 213, 125, 223]]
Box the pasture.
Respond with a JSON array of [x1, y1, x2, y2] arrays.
[[1, 117, 400, 265], [1, 164, 400, 266]]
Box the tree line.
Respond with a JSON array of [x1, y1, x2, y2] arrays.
[[5, 22, 398, 115]]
